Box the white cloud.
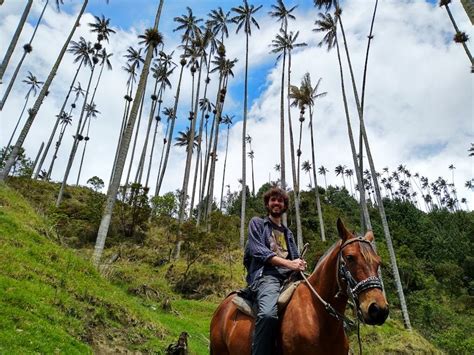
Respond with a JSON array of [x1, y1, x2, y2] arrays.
[[0, 0, 472, 210]]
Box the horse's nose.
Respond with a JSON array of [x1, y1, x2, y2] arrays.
[[367, 302, 389, 325]]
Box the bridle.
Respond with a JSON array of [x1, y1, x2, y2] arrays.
[[336, 236, 384, 321], [299, 236, 383, 327]]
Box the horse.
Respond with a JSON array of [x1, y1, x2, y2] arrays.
[[210, 218, 389, 354]]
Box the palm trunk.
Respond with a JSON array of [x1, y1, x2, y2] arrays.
[[179, 54, 204, 222], [339, 14, 409, 328], [75, 117, 91, 185], [93, 1, 163, 266], [309, 107, 325, 241], [145, 88, 165, 188], [125, 90, 146, 187], [1, 90, 31, 165], [35, 60, 83, 179], [286, 51, 303, 250], [135, 79, 160, 185], [155, 40, 189, 196], [240, 33, 249, 249], [0, 0, 33, 81], [0, 0, 88, 181], [56, 63, 96, 206], [444, 3, 474, 67], [46, 121, 68, 179], [0, 0, 49, 110], [280, 50, 287, 192], [31, 142, 44, 176], [190, 53, 212, 216], [219, 123, 230, 210]]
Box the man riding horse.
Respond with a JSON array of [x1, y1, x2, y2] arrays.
[[243, 187, 307, 354], [210, 186, 389, 355]]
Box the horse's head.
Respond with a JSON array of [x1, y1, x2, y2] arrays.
[[336, 218, 389, 325]]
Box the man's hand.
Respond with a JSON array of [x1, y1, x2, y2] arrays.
[[269, 256, 307, 271], [286, 258, 307, 272]]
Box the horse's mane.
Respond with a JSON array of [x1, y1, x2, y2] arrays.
[[312, 240, 340, 273]]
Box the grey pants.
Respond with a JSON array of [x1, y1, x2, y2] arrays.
[[251, 274, 283, 355]]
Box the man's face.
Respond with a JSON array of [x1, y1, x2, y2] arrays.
[[266, 195, 286, 217]]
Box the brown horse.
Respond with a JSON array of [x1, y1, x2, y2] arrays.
[[210, 218, 389, 354]]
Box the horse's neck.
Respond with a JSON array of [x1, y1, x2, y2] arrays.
[[307, 243, 347, 311]]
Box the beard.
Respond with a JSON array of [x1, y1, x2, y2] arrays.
[[266, 206, 286, 218]]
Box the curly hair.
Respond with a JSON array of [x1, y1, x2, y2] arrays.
[[263, 187, 289, 211]]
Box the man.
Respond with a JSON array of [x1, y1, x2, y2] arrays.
[[243, 187, 307, 355]]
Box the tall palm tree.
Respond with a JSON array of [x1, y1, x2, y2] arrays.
[[205, 55, 237, 224], [94, 2, 164, 266], [46, 111, 73, 180], [269, 0, 297, 195], [439, 0, 473, 71], [302, 160, 312, 187], [34, 37, 92, 179], [0, 0, 33, 81], [231, 0, 262, 248], [0, 0, 64, 110], [76, 102, 100, 185], [245, 135, 256, 196], [57, 16, 115, 206], [155, 6, 202, 196], [0, 0, 89, 182], [219, 114, 233, 210], [178, 28, 211, 223], [335, 164, 346, 188], [108, 47, 144, 187], [299, 73, 327, 241], [174, 127, 199, 151], [318, 165, 328, 189], [315, 1, 411, 329], [145, 53, 175, 188], [1, 72, 43, 165]]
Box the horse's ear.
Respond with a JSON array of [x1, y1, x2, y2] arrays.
[[364, 230, 374, 242], [337, 218, 349, 242]]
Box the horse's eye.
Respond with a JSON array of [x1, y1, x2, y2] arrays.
[[346, 255, 354, 262]]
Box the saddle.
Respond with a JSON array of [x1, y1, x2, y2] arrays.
[[232, 280, 303, 318]]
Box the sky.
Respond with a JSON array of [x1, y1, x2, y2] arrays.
[[0, 0, 473, 210]]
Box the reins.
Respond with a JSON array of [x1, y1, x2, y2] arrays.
[[299, 237, 383, 355]]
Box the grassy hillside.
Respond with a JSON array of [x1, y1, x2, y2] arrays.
[[0, 180, 445, 353]]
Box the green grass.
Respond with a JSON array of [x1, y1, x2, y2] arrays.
[[0, 181, 446, 354]]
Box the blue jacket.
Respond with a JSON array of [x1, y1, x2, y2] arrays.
[[243, 216, 300, 285]]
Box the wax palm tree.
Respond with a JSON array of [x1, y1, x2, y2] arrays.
[[76, 103, 100, 185], [469, 143, 474, 156], [155, 7, 202, 196], [109, 47, 144, 187], [316, 2, 412, 329], [0, 0, 64, 110], [178, 28, 212, 223], [207, 7, 232, 42], [174, 127, 199, 152], [1, 1, 89, 181], [1, 72, 43, 165], [269, 0, 298, 194], [205, 55, 237, 224], [439, 0, 473, 72], [302, 160, 312, 187], [145, 53, 176, 188], [231, 0, 262, 248], [57, 17, 115, 206], [189, 27, 217, 217], [94, 1, 164, 266], [219, 114, 233, 210], [0, 0, 33, 81], [345, 168, 354, 195], [335, 164, 346, 188], [89, 14, 116, 43], [318, 165, 328, 189], [46, 111, 73, 179], [34, 37, 93, 179]]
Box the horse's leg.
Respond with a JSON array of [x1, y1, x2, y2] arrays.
[[210, 295, 253, 355]]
